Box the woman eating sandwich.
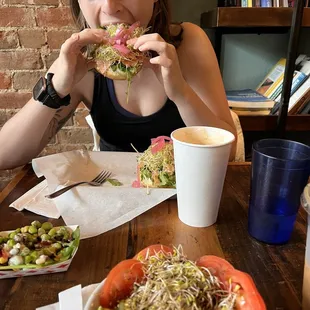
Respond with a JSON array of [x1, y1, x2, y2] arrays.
[[0, 0, 237, 170]]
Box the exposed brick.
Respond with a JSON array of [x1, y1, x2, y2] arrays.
[[4, 0, 58, 4], [0, 72, 12, 89], [74, 109, 90, 127], [18, 29, 46, 49], [47, 30, 74, 49], [5, 108, 20, 120], [0, 51, 43, 70], [37, 8, 75, 28], [39, 143, 93, 156], [57, 128, 93, 144], [60, 0, 70, 5], [0, 92, 32, 108], [13, 71, 43, 90], [0, 8, 35, 27], [3, 0, 32, 4], [35, 0, 59, 5], [0, 31, 19, 49], [43, 50, 59, 68], [0, 109, 7, 127]]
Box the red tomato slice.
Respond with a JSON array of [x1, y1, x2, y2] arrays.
[[100, 259, 144, 308], [196, 255, 266, 310], [134, 244, 174, 261], [225, 269, 266, 310], [196, 255, 234, 283]]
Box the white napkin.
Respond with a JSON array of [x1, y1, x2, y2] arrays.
[[36, 283, 99, 310], [59, 284, 83, 310], [9, 180, 60, 219], [17, 150, 176, 239]]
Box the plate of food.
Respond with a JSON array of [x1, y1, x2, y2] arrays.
[[132, 136, 176, 197], [0, 221, 80, 279], [84, 244, 266, 309]]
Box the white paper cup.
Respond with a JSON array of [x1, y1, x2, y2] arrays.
[[171, 126, 235, 227]]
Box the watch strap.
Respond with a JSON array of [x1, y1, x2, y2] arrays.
[[46, 73, 71, 108]]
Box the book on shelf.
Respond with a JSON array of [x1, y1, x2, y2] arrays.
[[230, 109, 271, 115], [226, 89, 275, 115], [217, 0, 309, 6], [227, 54, 310, 116], [268, 55, 310, 114], [298, 99, 310, 114], [256, 58, 286, 97], [270, 76, 310, 114]]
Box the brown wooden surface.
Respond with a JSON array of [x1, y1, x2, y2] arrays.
[[239, 115, 310, 132], [0, 164, 307, 310], [201, 7, 310, 28]]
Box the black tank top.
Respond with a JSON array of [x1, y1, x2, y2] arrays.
[[90, 72, 186, 152]]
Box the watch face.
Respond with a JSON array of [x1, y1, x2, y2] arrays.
[[33, 77, 46, 101]]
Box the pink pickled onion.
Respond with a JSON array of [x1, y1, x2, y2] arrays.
[[151, 139, 165, 154], [151, 136, 172, 145], [127, 21, 140, 35], [114, 28, 126, 41], [132, 180, 141, 188], [151, 136, 173, 154], [113, 44, 131, 55], [114, 21, 140, 42]]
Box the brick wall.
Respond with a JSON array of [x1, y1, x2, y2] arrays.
[[0, 1, 94, 190]]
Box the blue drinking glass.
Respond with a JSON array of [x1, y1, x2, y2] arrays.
[[248, 138, 310, 244]]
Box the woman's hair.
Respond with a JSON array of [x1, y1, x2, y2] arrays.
[[70, 0, 183, 48]]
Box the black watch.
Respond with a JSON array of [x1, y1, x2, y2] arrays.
[[33, 73, 71, 109]]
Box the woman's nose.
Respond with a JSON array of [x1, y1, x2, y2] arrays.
[[101, 0, 122, 15]]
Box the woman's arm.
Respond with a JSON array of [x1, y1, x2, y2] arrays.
[[174, 22, 237, 160], [0, 91, 81, 170], [130, 23, 237, 160], [0, 28, 106, 170]]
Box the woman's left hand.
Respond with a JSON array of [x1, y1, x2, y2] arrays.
[[127, 34, 187, 101]]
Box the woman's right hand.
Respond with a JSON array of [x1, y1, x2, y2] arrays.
[[50, 28, 107, 98]]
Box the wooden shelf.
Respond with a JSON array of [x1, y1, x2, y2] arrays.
[[239, 115, 310, 131], [201, 7, 310, 28]]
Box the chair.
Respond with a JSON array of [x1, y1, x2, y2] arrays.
[[85, 111, 245, 162], [230, 110, 245, 162]]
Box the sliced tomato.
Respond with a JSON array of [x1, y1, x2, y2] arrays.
[[99, 259, 144, 308], [224, 269, 266, 310], [196, 255, 234, 283], [196, 255, 266, 310], [134, 244, 174, 261]]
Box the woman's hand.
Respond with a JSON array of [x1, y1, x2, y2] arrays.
[[50, 28, 107, 98], [127, 34, 187, 102]]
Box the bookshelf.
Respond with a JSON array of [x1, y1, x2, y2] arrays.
[[239, 115, 310, 131], [201, 7, 310, 28], [200, 6, 310, 132]]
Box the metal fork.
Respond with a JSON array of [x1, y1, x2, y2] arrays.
[[45, 170, 112, 199]]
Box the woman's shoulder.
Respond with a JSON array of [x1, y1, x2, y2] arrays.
[[175, 22, 219, 81], [179, 22, 211, 46], [175, 22, 214, 60]]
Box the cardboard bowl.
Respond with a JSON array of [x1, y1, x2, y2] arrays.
[[0, 225, 79, 279]]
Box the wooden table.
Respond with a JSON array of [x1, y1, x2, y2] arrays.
[[0, 163, 307, 310]]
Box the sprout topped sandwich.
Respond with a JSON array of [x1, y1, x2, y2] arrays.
[[132, 136, 176, 189], [93, 22, 149, 81]]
